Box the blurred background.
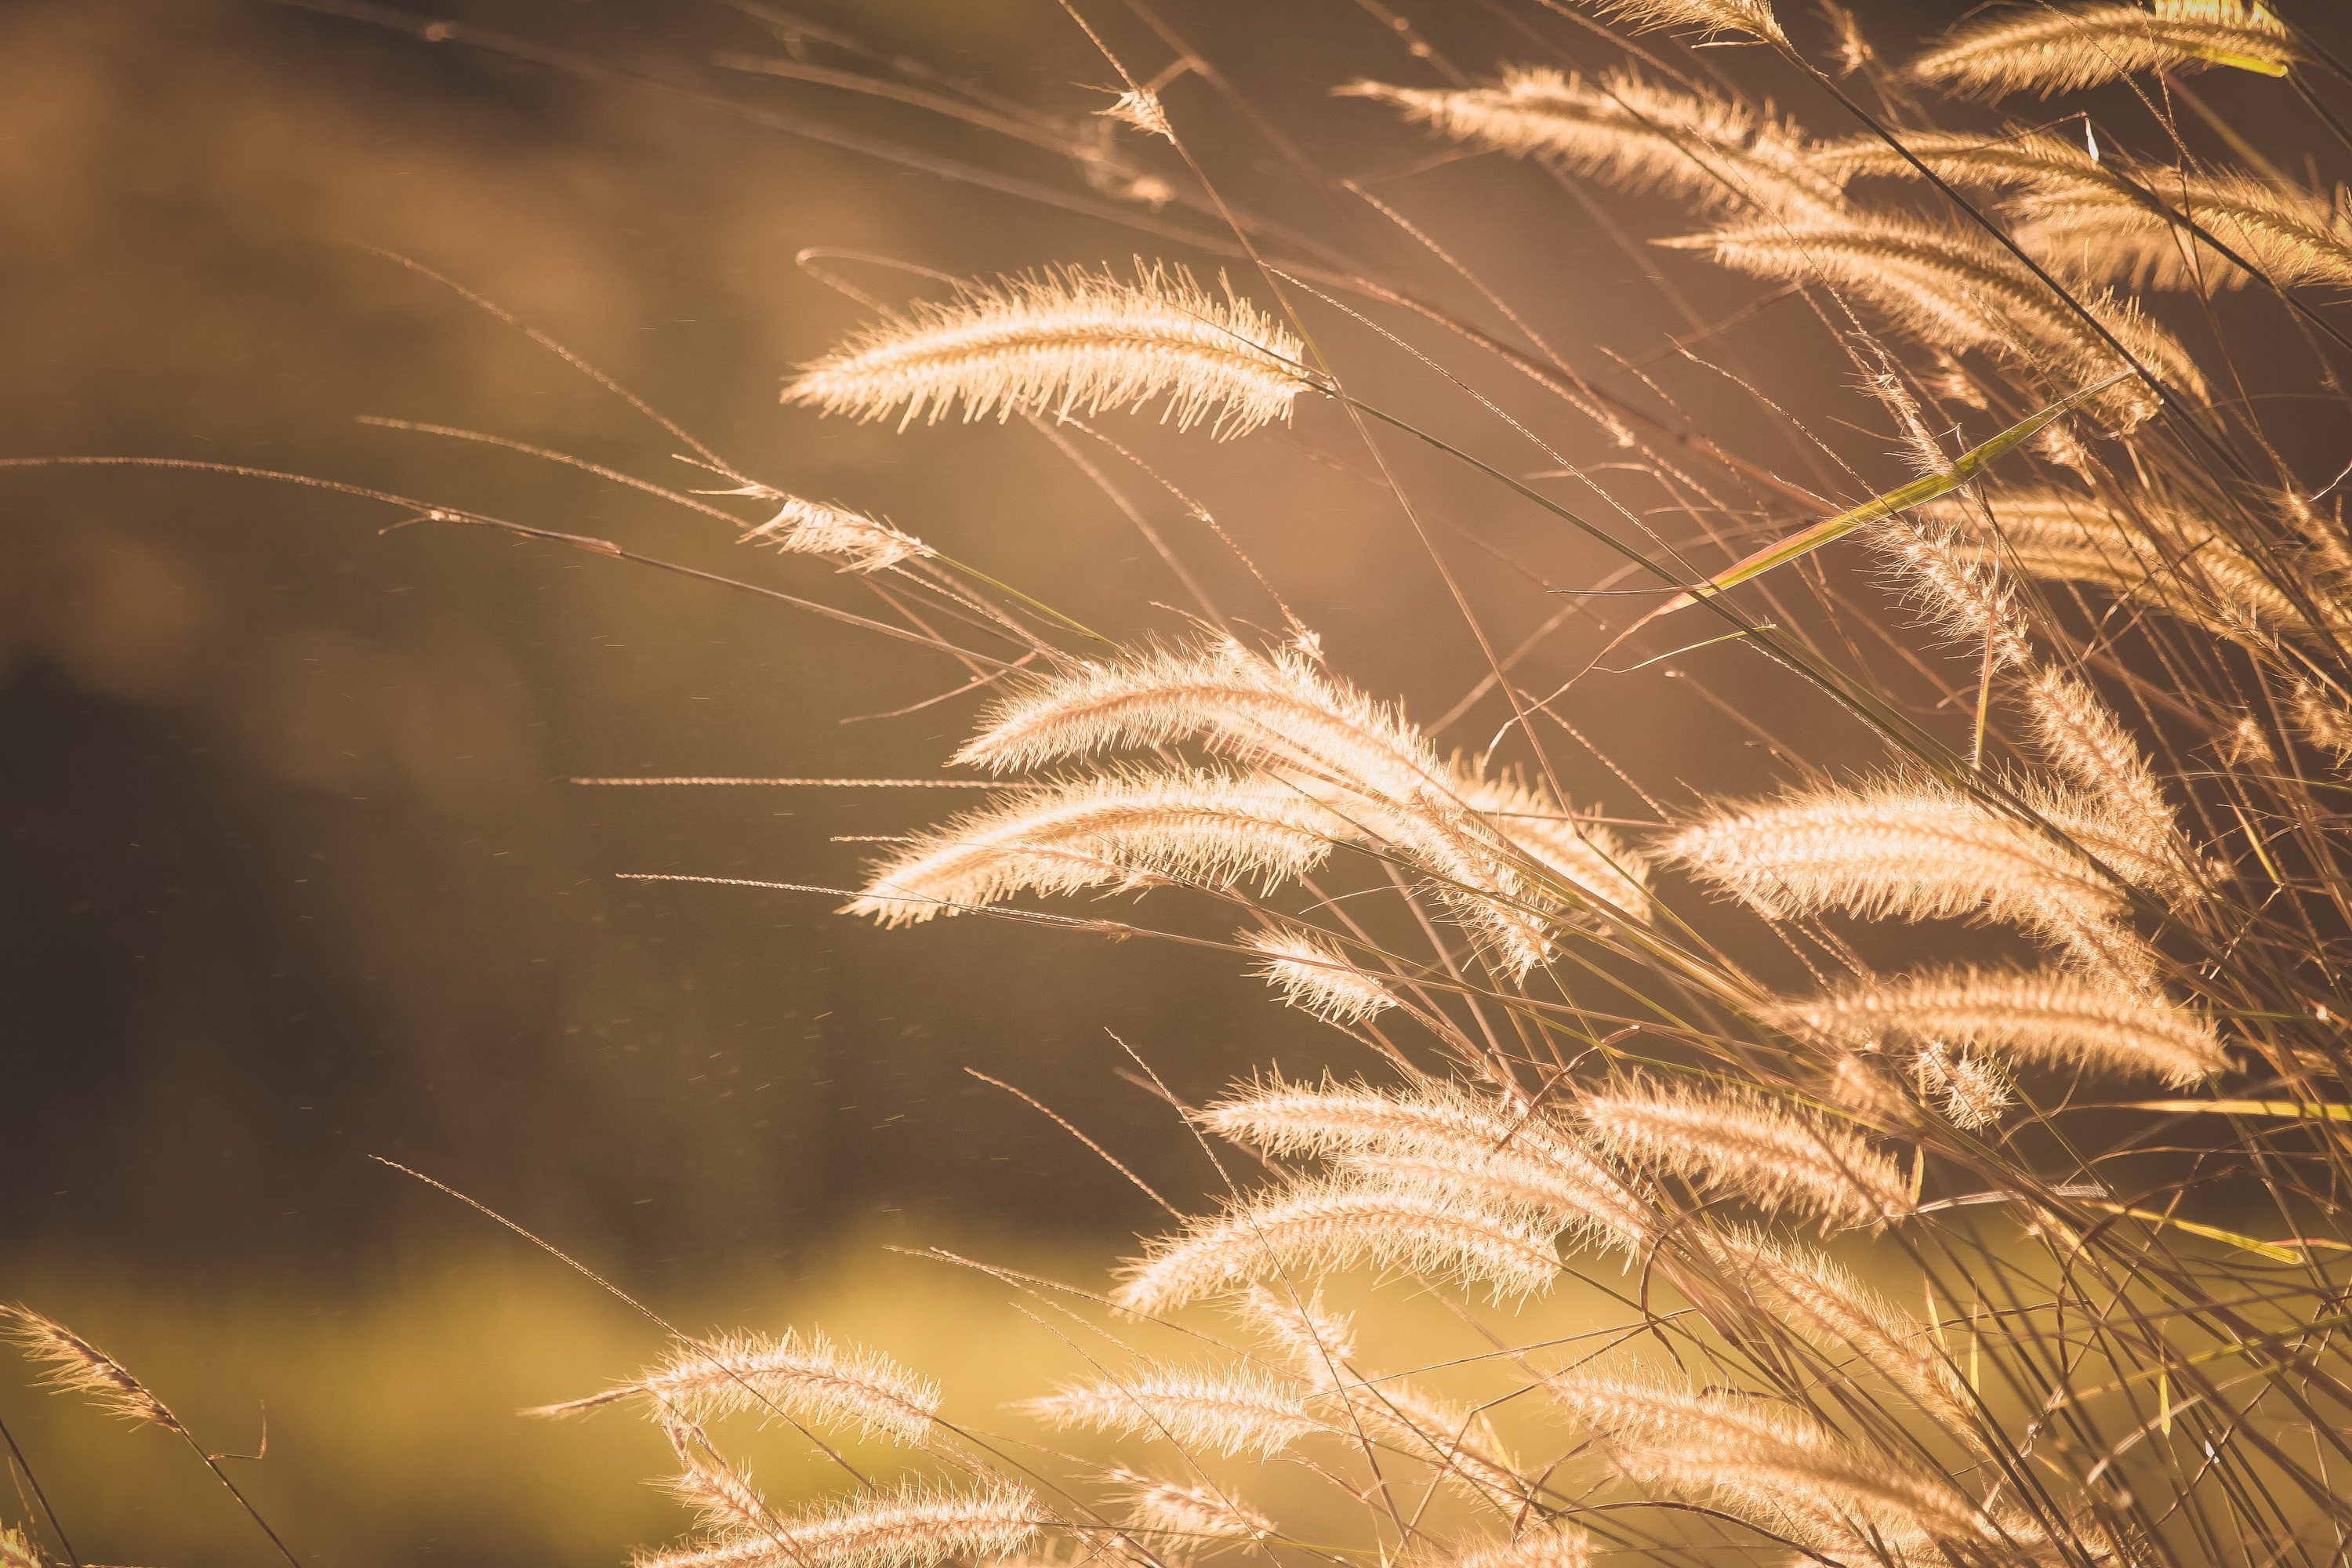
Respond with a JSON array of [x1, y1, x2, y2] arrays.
[[0, 0, 2336, 1561]]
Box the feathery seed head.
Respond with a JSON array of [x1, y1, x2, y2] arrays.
[[1663, 214, 2200, 424], [1699, 1229, 1978, 1436], [1231, 1286, 1358, 1375], [0, 1528, 55, 1568], [1098, 89, 1173, 141], [742, 498, 932, 574], [1918, 1044, 2015, 1128], [1864, 514, 2037, 673], [665, 1443, 779, 1538], [1448, 1527, 1592, 1568], [1022, 1365, 1322, 1457], [1579, 1079, 1911, 1226], [1766, 965, 2227, 1085], [1112, 1178, 1563, 1316], [526, 1329, 939, 1444], [784, 263, 1305, 439], [1592, 0, 1787, 44], [2020, 671, 2192, 886], [1908, 2, 2298, 98], [953, 641, 1557, 974], [1918, 488, 2335, 647], [1552, 1371, 2033, 1559], [1342, 68, 1835, 215], [2293, 681, 2352, 761], [1822, 131, 2352, 292], [0, 1303, 183, 1434], [1105, 1471, 1272, 1557], [1450, 763, 1655, 924], [1243, 930, 1398, 1026], [1663, 781, 2143, 978], [842, 769, 1345, 927], [633, 1484, 1038, 1568], [1203, 1080, 1653, 1255]]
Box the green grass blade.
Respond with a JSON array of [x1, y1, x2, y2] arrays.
[[1658, 370, 2131, 612]]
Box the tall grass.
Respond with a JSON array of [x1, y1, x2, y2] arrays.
[[16, 2, 2352, 1566]]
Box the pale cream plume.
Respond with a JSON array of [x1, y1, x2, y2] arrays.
[[1578, 1079, 1911, 1225], [1917, 489, 2329, 647], [1231, 1286, 1359, 1374], [1450, 764, 1655, 924], [956, 641, 1558, 974], [1203, 1079, 1653, 1254], [1448, 1526, 1593, 1568], [741, 496, 934, 574], [1592, 0, 1787, 44], [662, 1425, 779, 1540], [1021, 1366, 1325, 1457], [1916, 1044, 2015, 1129], [785, 263, 1305, 439], [2019, 670, 2193, 884], [1105, 1471, 1272, 1557], [1228, 1290, 1521, 1498], [526, 1329, 939, 1444], [1341, 67, 1837, 216], [1241, 930, 1399, 1026], [1863, 513, 2038, 673], [1327, 1378, 1526, 1502], [633, 1486, 1039, 1568], [1907, 1, 2297, 97], [1821, 130, 2352, 292], [0, 1526, 54, 1568], [1551, 1373, 2038, 1562], [1764, 964, 2227, 1084], [1662, 213, 2202, 424], [2293, 681, 2352, 762], [842, 770, 1346, 927], [0, 1304, 183, 1434], [1699, 1229, 1978, 1437], [1111, 1179, 1563, 1316], [1662, 781, 2150, 980]]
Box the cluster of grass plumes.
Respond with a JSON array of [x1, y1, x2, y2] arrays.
[[491, 2, 2352, 1565], [83, 2, 2352, 1568]]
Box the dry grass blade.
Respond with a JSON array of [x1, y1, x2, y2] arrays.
[[784, 263, 1306, 439]]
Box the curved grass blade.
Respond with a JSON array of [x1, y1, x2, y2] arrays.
[[1646, 369, 2132, 619]]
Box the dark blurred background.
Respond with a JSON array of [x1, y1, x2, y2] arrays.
[[1, 0, 2335, 1560]]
